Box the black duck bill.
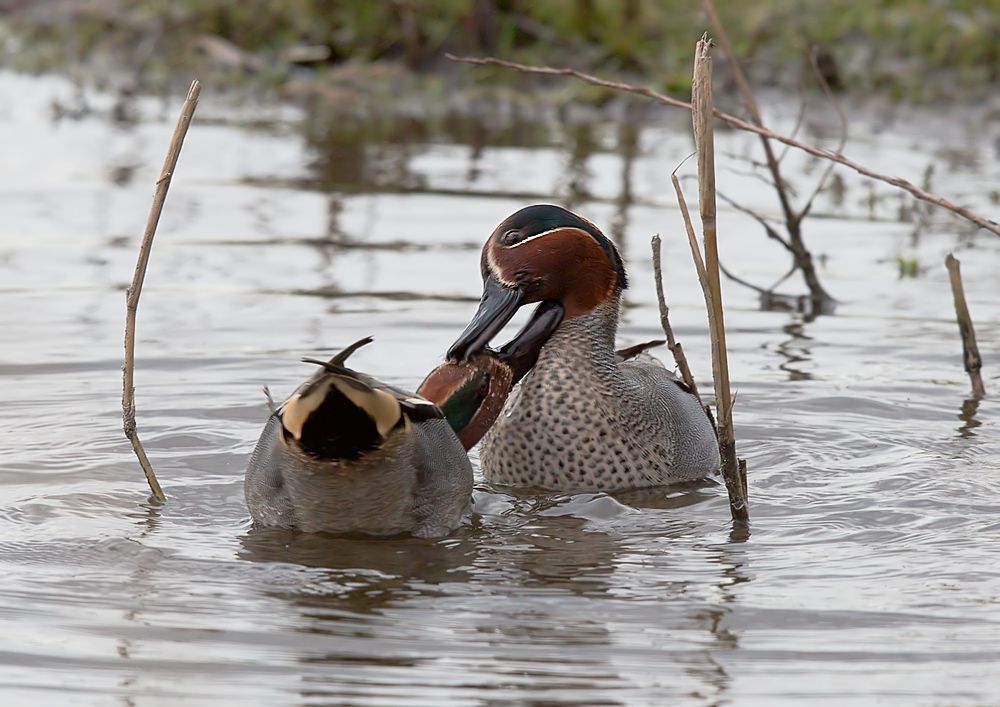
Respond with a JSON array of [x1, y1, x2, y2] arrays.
[[448, 204, 626, 363]]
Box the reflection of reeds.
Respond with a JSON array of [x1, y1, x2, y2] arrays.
[[122, 79, 201, 502]]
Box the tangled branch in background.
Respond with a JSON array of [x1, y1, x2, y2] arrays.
[[445, 55, 1000, 241]]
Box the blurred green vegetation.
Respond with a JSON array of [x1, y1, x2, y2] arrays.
[[4, 0, 1000, 97]]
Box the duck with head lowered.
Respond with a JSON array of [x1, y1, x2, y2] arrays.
[[244, 304, 562, 538], [448, 204, 721, 492]]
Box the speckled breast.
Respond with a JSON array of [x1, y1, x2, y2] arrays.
[[479, 351, 721, 491]]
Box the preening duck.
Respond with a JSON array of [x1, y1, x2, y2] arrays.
[[448, 204, 721, 492], [245, 305, 562, 537]]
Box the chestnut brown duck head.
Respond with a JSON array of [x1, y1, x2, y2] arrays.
[[447, 204, 721, 492], [448, 204, 625, 362]]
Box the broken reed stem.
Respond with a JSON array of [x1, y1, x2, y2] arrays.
[[693, 36, 749, 524], [944, 254, 986, 400], [447, 54, 1000, 238], [122, 79, 202, 502], [651, 234, 700, 403]]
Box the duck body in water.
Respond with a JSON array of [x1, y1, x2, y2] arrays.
[[448, 204, 721, 492], [245, 304, 562, 537]]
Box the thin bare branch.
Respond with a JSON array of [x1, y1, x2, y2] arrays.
[[701, 0, 834, 310], [446, 54, 1000, 237], [796, 45, 850, 224], [719, 262, 768, 294], [777, 87, 808, 164], [123, 79, 202, 502], [715, 190, 794, 252], [718, 151, 770, 171], [651, 234, 701, 403], [720, 163, 780, 191], [445, 53, 695, 110], [768, 261, 801, 291]]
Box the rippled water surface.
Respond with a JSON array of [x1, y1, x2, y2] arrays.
[[2, 70, 999, 705]]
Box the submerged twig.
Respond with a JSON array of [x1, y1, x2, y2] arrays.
[[691, 36, 749, 525], [719, 262, 767, 295], [446, 54, 1000, 238], [714, 189, 793, 251], [703, 0, 833, 314], [651, 234, 700, 402], [944, 254, 986, 400], [702, 0, 792, 225], [122, 79, 202, 502]]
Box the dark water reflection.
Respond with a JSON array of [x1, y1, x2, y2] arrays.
[[1, 71, 999, 704], [957, 396, 983, 438], [236, 484, 748, 704]]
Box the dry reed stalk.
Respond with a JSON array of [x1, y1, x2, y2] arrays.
[[446, 53, 1000, 239], [122, 79, 202, 502], [651, 234, 700, 402], [670, 167, 711, 295], [692, 36, 748, 524], [944, 254, 986, 400]]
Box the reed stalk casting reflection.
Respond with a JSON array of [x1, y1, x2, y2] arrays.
[[667, 38, 748, 524], [944, 254, 986, 400], [122, 79, 202, 502], [690, 36, 748, 524]]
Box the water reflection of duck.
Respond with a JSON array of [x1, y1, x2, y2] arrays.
[[245, 314, 561, 537], [448, 204, 721, 492]]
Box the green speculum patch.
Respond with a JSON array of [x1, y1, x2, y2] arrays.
[[440, 370, 490, 435]]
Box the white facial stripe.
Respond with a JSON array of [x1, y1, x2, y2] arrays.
[[485, 246, 517, 286], [489, 226, 586, 283], [505, 227, 568, 248]]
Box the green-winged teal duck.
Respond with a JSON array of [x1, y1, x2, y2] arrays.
[[245, 306, 562, 537], [448, 204, 721, 492]]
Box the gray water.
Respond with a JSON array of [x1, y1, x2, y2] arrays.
[[1, 70, 999, 705]]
